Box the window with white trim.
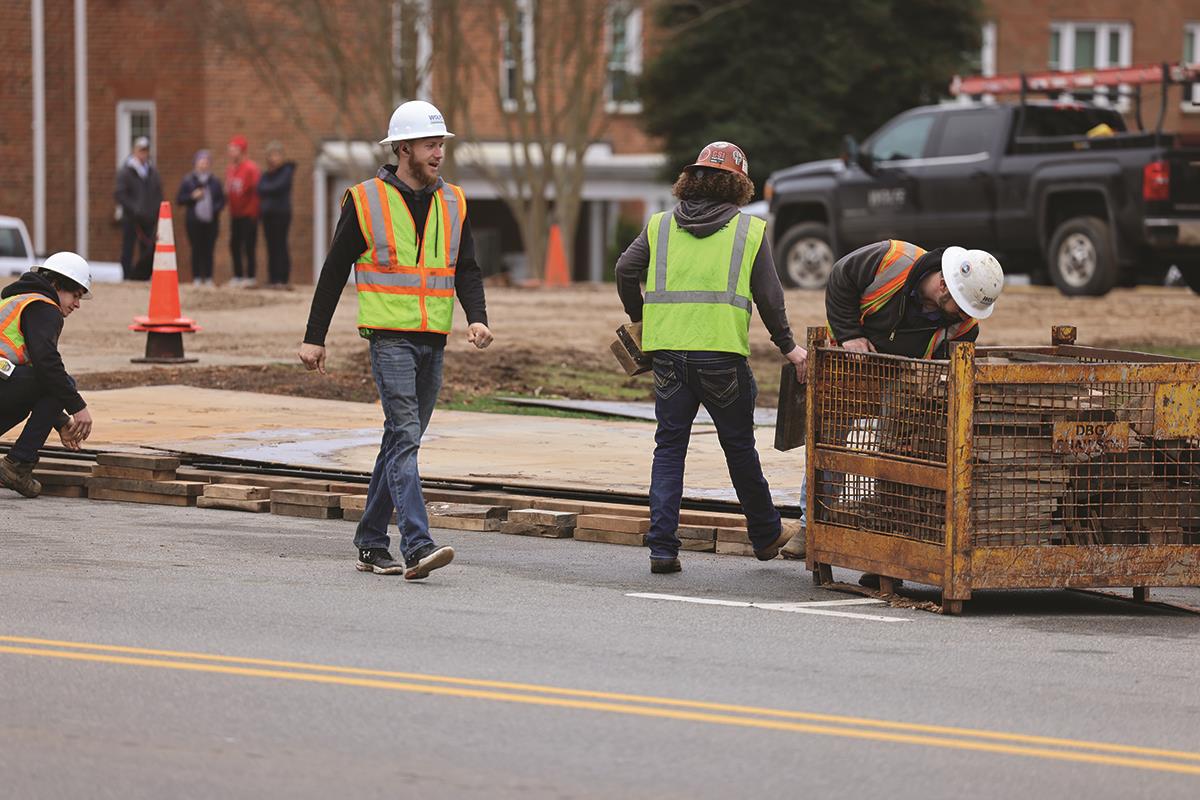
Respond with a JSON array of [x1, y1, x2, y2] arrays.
[[1184, 23, 1200, 109], [606, 2, 643, 113], [1049, 21, 1132, 109], [391, 0, 432, 102], [500, 0, 535, 111], [116, 100, 155, 167]]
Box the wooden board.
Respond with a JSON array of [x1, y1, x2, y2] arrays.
[[715, 540, 757, 557], [676, 525, 717, 542], [506, 509, 577, 527], [96, 453, 181, 472], [89, 487, 193, 506], [271, 502, 342, 519], [573, 528, 644, 546], [575, 515, 650, 534], [31, 469, 88, 486], [196, 496, 271, 513], [715, 526, 752, 543], [428, 515, 500, 531], [204, 484, 272, 501], [39, 484, 87, 498], [498, 521, 575, 539], [270, 490, 345, 508], [425, 502, 508, 520], [92, 465, 178, 482], [87, 477, 206, 496]]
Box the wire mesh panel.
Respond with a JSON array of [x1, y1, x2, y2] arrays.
[[971, 375, 1200, 547], [811, 348, 949, 544]]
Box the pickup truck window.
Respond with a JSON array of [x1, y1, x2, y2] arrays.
[[0, 227, 29, 258], [933, 110, 1002, 157], [1017, 105, 1126, 138], [869, 115, 934, 161]]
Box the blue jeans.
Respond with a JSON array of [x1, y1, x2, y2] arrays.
[[647, 351, 781, 560], [354, 335, 444, 560], [0, 365, 68, 463]]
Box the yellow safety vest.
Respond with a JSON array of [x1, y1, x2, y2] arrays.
[[642, 211, 762, 356], [348, 177, 466, 335], [0, 293, 57, 366]]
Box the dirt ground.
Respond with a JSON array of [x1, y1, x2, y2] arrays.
[[66, 281, 1200, 405]]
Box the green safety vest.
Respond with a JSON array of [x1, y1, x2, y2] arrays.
[[0, 293, 57, 366], [642, 211, 762, 356], [348, 177, 466, 335]]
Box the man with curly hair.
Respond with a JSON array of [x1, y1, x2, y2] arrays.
[[616, 141, 807, 574]]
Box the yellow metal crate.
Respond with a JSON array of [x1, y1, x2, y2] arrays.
[[801, 326, 1200, 614]]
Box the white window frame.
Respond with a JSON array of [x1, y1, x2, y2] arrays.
[[605, 1, 643, 114], [981, 21, 997, 78], [1184, 23, 1200, 111], [500, 0, 536, 112], [1049, 21, 1133, 110], [115, 100, 156, 167]]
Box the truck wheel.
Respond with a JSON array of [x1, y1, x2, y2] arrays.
[[777, 223, 835, 289], [1047, 216, 1117, 296]]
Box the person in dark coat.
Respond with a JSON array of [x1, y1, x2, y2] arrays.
[[114, 136, 163, 281], [176, 150, 226, 286], [0, 253, 94, 498], [259, 141, 296, 288]]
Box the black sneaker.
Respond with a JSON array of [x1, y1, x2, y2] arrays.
[[650, 558, 682, 574], [356, 548, 405, 575], [404, 543, 455, 580]]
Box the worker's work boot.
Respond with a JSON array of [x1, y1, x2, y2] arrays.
[[754, 525, 795, 561], [650, 557, 682, 574], [779, 524, 806, 560], [0, 456, 41, 498]]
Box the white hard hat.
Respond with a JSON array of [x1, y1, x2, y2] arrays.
[[37, 251, 93, 298], [380, 100, 455, 144], [941, 246, 1002, 319]]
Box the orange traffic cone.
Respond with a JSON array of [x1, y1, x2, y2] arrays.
[[543, 224, 571, 287], [130, 201, 201, 363]]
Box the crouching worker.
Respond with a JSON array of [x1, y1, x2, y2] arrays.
[[616, 141, 807, 574], [0, 252, 93, 497]]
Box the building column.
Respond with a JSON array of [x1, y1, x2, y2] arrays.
[[32, 0, 46, 254], [75, 0, 88, 256], [588, 200, 605, 282], [312, 161, 327, 281]]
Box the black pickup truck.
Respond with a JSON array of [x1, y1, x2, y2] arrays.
[[764, 100, 1200, 295]]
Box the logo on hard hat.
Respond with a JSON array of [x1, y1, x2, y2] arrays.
[[429, 114, 444, 125], [960, 261, 971, 275]]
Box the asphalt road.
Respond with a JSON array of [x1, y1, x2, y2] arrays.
[[2, 496, 1199, 799]]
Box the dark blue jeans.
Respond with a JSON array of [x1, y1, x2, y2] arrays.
[[0, 365, 67, 463], [354, 335, 443, 560], [647, 351, 781, 560]]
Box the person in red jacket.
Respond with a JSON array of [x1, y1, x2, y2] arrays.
[[225, 135, 260, 287]]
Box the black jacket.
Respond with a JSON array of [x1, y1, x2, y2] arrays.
[[303, 165, 488, 347], [115, 160, 164, 225], [258, 162, 296, 215], [615, 200, 797, 355], [1, 272, 86, 414], [825, 240, 978, 360], [175, 173, 226, 225]]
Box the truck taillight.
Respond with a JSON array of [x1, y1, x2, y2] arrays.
[[1143, 161, 1170, 201]]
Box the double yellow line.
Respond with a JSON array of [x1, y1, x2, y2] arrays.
[[2, 634, 1199, 777]]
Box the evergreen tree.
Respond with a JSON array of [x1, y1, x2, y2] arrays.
[[641, 0, 983, 192]]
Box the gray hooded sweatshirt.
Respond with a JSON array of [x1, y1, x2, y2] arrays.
[[615, 200, 797, 354]]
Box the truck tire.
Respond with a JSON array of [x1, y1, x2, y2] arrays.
[[776, 222, 835, 289], [1047, 216, 1117, 296]]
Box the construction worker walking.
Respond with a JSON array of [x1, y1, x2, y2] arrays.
[[616, 142, 806, 574], [299, 100, 492, 580], [0, 253, 94, 497], [795, 239, 1005, 580]]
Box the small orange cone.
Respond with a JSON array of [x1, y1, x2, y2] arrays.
[[130, 201, 200, 363], [543, 224, 571, 287]]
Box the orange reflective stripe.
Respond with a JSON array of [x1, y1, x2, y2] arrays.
[[438, 190, 452, 267], [354, 285, 453, 297], [351, 185, 372, 250]]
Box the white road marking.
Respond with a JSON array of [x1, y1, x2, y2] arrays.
[[627, 593, 910, 622]]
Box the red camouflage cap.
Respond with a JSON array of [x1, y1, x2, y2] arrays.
[[229, 135, 248, 151], [686, 141, 749, 178]]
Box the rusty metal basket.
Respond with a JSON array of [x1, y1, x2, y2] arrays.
[[802, 326, 1200, 614]]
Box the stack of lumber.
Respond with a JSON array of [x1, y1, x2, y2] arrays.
[[197, 484, 272, 513], [574, 515, 649, 546], [270, 489, 344, 519], [426, 502, 508, 531], [33, 457, 92, 498], [500, 509, 577, 538], [87, 454, 205, 506]]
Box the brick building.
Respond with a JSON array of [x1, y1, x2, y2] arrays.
[[1, 0, 669, 285], [978, 1, 1200, 133]]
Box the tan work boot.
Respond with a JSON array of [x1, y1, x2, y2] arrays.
[[754, 524, 795, 561], [0, 456, 41, 498], [779, 523, 806, 560]]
